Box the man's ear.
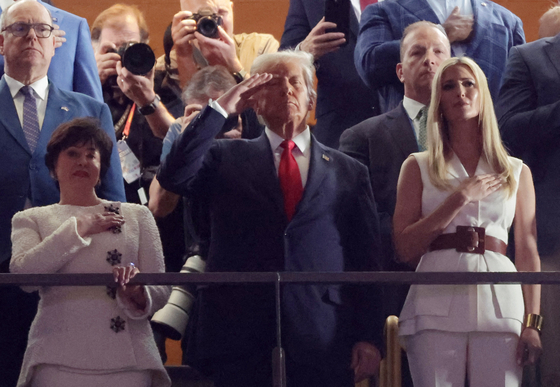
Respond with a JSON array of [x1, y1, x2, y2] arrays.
[[0, 35, 4, 56], [396, 63, 405, 84]]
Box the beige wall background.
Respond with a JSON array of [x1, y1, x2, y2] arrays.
[[55, 0, 555, 59]]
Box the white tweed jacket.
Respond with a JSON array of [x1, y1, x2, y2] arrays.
[[10, 200, 171, 387]]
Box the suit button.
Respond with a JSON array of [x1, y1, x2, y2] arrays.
[[110, 316, 126, 333]]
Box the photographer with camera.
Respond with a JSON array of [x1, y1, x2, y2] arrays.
[[167, 0, 279, 88], [91, 4, 182, 205]]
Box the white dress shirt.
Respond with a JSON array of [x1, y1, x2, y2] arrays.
[[209, 100, 311, 188], [402, 96, 426, 144], [4, 74, 50, 130], [266, 126, 311, 189], [425, 0, 473, 57]]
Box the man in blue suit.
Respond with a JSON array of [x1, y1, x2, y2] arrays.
[[279, 0, 379, 148], [496, 33, 560, 387], [355, 0, 525, 113], [158, 51, 384, 386], [0, 1, 124, 384], [0, 0, 102, 101]]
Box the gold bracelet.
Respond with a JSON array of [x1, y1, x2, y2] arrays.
[[524, 313, 544, 333]]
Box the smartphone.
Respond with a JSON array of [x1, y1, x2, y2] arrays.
[[324, 0, 350, 46]]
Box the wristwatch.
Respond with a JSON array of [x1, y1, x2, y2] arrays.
[[232, 69, 247, 84], [138, 94, 161, 116]]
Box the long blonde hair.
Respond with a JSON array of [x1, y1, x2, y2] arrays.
[[426, 57, 515, 196]]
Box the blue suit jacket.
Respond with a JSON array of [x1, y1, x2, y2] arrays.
[[0, 1, 103, 102], [496, 34, 560, 257], [355, 0, 525, 112], [280, 0, 379, 148], [0, 78, 125, 265], [158, 106, 383, 370]]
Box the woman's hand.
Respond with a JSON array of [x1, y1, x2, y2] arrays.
[[456, 174, 503, 203], [113, 263, 147, 310], [76, 212, 125, 238], [516, 327, 542, 366]]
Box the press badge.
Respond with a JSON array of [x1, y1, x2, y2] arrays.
[[117, 140, 141, 184]]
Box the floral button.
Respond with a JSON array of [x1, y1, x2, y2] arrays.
[[110, 316, 126, 333], [104, 204, 120, 214], [106, 249, 122, 265], [106, 286, 117, 299]]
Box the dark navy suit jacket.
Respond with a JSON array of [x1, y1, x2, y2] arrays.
[[339, 102, 417, 321], [158, 106, 384, 370], [0, 78, 125, 265], [355, 0, 525, 112], [0, 1, 103, 101], [280, 0, 379, 148], [497, 34, 560, 257]]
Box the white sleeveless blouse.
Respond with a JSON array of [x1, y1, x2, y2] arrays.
[[399, 152, 524, 337]]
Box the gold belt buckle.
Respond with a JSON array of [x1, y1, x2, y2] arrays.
[[456, 226, 485, 254]]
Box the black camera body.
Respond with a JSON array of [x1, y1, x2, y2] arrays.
[[188, 9, 223, 38], [110, 42, 156, 76]]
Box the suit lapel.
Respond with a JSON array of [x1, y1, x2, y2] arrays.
[[37, 83, 72, 151], [399, 0, 440, 23], [0, 78, 30, 154], [245, 134, 285, 214], [349, 4, 359, 37], [544, 35, 560, 80], [387, 102, 419, 158], [295, 136, 329, 217], [467, 0, 491, 56]]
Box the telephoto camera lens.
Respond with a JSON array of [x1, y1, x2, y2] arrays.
[[121, 43, 156, 75]]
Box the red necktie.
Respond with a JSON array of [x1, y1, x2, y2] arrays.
[[360, 0, 378, 11], [278, 140, 303, 221]]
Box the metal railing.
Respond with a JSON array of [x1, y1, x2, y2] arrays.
[[2, 271, 557, 387]]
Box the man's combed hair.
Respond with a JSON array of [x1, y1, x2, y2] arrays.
[[400, 21, 448, 61], [250, 50, 317, 107], [183, 65, 236, 104], [91, 4, 149, 43], [426, 56, 516, 197]]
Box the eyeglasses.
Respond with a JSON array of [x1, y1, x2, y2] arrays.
[[1, 22, 54, 38]]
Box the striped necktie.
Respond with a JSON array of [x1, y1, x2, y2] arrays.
[[20, 86, 40, 153]]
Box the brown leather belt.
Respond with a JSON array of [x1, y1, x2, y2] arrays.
[[429, 226, 507, 255]]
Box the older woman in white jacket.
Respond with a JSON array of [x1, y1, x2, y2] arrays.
[[10, 118, 171, 387]]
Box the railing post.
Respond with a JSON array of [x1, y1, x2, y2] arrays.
[[272, 272, 286, 387]]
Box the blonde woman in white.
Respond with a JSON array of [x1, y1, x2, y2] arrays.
[[393, 57, 542, 387]]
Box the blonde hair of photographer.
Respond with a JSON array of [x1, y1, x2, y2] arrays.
[[426, 56, 515, 196]]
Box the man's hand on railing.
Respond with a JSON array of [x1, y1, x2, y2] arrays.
[[351, 341, 381, 383]]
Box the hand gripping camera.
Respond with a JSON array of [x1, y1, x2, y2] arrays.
[[151, 255, 206, 340], [188, 8, 223, 38]]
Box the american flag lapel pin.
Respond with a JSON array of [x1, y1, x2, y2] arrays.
[[322, 154, 330, 162]]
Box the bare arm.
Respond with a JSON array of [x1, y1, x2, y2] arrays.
[[513, 164, 542, 365], [393, 156, 503, 266]]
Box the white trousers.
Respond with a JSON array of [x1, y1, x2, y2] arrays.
[[405, 330, 522, 387], [31, 364, 151, 387]]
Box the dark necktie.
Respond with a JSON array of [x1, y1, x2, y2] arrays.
[[20, 86, 40, 153], [360, 0, 378, 11], [417, 106, 428, 151], [278, 140, 303, 221]]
